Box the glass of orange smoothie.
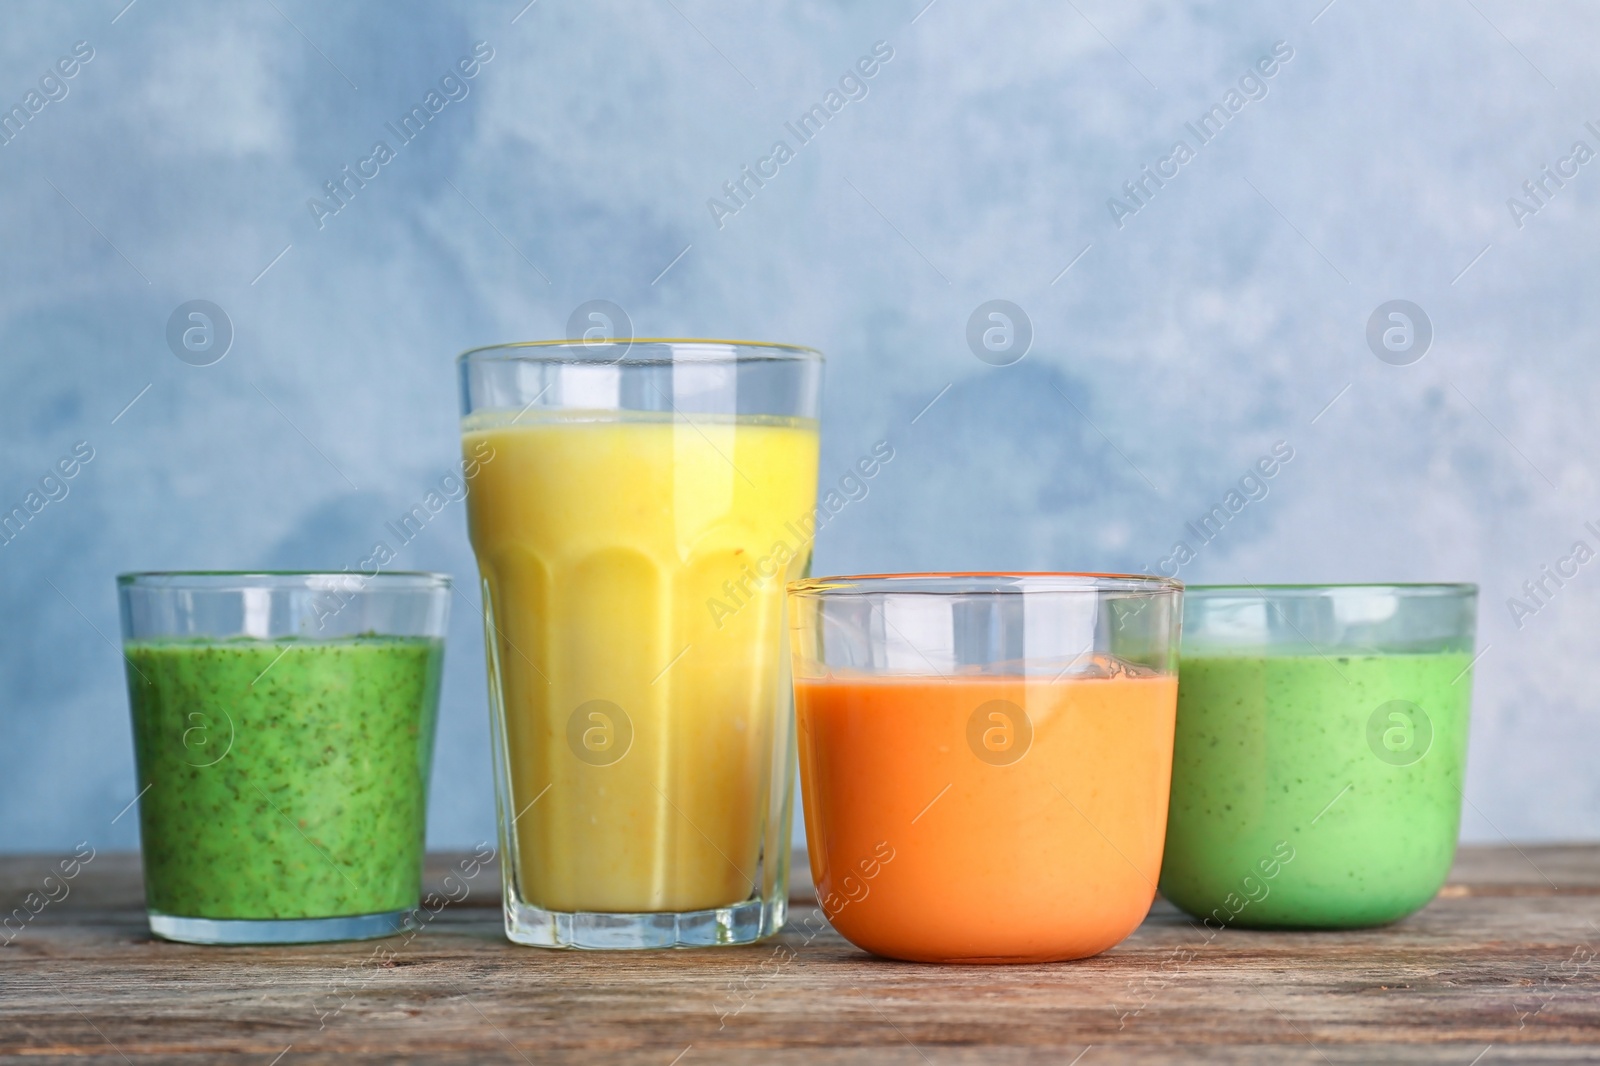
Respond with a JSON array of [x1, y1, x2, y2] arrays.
[[789, 572, 1183, 963], [459, 340, 821, 948]]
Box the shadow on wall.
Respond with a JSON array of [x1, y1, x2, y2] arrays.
[[843, 360, 1185, 574]]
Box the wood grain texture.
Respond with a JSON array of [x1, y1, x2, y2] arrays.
[[2, 846, 1598, 1064]]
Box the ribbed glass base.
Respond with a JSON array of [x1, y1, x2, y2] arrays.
[[504, 895, 786, 949], [148, 909, 411, 945]]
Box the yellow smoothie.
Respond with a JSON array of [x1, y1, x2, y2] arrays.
[[463, 410, 820, 913]]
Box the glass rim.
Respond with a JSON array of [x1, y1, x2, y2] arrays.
[[456, 338, 824, 366], [116, 571, 451, 589], [1186, 582, 1476, 596], [788, 571, 1183, 596]]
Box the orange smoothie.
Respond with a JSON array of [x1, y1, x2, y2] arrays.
[[795, 674, 1178, 963], [464, 410, 818, 914]]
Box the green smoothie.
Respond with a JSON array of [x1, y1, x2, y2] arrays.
[[1159, 651, 1472, 928], [125, 636, 443, 920]]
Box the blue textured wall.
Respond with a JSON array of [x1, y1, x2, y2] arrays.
[[2, 0, 1595, 850]]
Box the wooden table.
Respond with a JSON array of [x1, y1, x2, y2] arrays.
[[3, 846, 1598, 1063]]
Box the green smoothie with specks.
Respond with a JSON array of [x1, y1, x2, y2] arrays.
[[1159, 651, 1472, 928], [125, 636, 443, 920]]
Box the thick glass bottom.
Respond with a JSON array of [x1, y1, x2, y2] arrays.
[[148, 909, 412, 945], [505, 895, 787, 949]]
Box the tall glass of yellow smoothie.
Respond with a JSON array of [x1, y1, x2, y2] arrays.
[[458, 340, 822, 948]]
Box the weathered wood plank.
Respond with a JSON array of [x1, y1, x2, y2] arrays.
[[1, 846, 1597, 1064]]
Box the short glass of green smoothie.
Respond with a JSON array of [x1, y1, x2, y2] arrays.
[[117, 572, 449, 945], [1159, 583, 1477, 929]]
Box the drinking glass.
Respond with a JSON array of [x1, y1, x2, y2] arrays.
[[1160, 583, 1478, 929], [788, 572, 1183, 963], [459, 339, 822, 948], [118, 571, 449, 944]]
